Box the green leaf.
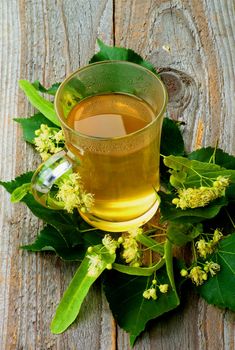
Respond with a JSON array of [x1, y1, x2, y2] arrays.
[[103, 266, 180, 346], [11, 183, 31, 203], [160, 118, 185, 156], [189, 147, 235, 170], [14, 112, 58, 144], [163, 155, 235, 189], [90, 39, 158, 74], [32, 80, 61, 96], [198, 233, 235, 311], [166, 222, 203, 246], [21, 225, 103, 261], [19, 80, 60, 126], [51, 245, 116, 334], [160, 191, 228, 224]]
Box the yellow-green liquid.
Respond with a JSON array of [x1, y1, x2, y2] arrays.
[[67, 93, 160, 231]]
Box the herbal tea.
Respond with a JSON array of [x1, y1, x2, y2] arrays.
[[66, 93, 161, 231]]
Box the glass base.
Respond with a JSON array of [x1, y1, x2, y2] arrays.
[[79, 199, 160, 232]]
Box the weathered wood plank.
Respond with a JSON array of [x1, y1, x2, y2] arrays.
[[0, 1, 114, 349], [114, 0, 235, 349]]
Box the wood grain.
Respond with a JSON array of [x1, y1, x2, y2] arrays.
[[0, 0, 234, 349]]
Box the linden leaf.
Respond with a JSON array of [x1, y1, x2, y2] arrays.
[[103, 266, 180, 347], [14, 112, 58, 144], [90, 39, 158, 74], [198, 233, 235, 311], [21, 225, 103, 261], [189, 147, 235, 170], [163, 155, 235, 188]]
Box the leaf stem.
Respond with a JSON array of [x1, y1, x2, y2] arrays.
[[112, 258, 165, 276]]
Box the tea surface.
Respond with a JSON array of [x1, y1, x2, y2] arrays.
[[67, 93, 154, 137]]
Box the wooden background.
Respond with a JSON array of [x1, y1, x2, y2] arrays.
[[0, 0, 234, 349]]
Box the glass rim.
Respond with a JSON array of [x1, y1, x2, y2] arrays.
[[54, 60, 168, 141]]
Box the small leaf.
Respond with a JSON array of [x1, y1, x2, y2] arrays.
[[19, 80, 60, 126], [198, 233, 235, 311], [90, 39, 158, 74], [14, 112, 58, 144], [166, 222, 203, 246], [103, 266, 180, 346], [51, 245, 116, 334], [32, 80, 61, 96], [11, 183, 31, 203]]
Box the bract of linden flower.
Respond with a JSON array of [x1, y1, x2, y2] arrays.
[[172, 176, 230, 210], [34, 124, 65, 161]]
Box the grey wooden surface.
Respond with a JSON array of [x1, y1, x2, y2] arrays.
[[0, 0, 234, 349]]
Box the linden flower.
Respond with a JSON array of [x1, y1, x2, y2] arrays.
[[172, 176, 230, 210], [128, 227, 143, 238], [87, 254, 104, 277], [159, 284, 169, 293], [122, 234, 141, 266], [204, 261, 220, 276], [34, 124, 65, 160], [143, 288, 157, 300], [189, 266, 207, 286], [212, 229, 223, 244], [56, 173, 94, 213], [102, 234, 119, 254], [196, 239, 214, 258]]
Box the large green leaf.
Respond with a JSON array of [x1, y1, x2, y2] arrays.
[[90, 39, 158, 74], [14, 112, 58, 144], [189, 147, 235, 169], [163, 155, 235, 189], [198, 233, 235, 310], [51, 245, 116, 334], [103, 266, 180, 347], [21, 225, 103, 261]]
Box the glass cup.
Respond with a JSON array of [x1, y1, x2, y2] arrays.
[[31, 61, 168, 232]]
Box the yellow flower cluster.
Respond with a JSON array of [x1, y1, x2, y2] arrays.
[[121, 234, 141, 266], [34, 124, 65, 161], [102, 234, 119, 255], [56, 173, 94, 213], [188, 266, 208, 286], [196, 229, 223, 258], [143, 278, 169, 300], [172, 176, 230, 210]]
